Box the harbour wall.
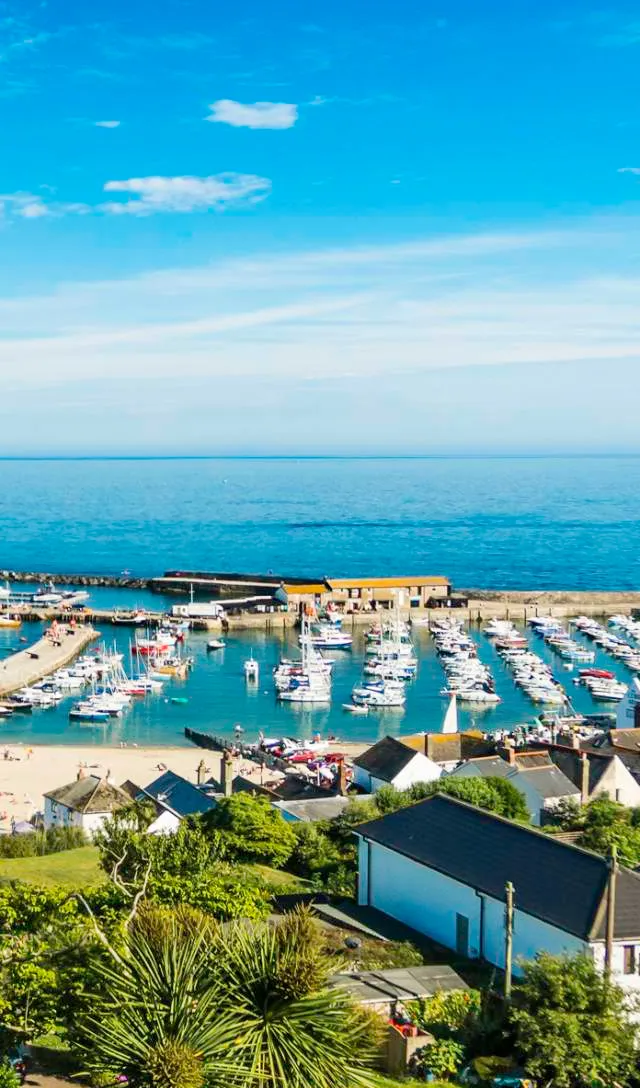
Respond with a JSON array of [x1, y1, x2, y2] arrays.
[[0, 625, 98, 697]]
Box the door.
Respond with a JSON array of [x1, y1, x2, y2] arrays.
[[455, 913, 469, 958]]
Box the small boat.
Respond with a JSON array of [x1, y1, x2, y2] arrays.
[[0, 615, 21, 628], [244, 656, 259, 682], [69, 707, 110, 723], [0, 705, 13, 718], [342, 702, 369, 715], [579, 668, 615, 680], [207, 639, 226, 651], [170, 696, 189, 705]]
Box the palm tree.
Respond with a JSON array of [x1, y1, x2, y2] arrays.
[[81, 905, 381, 1088], [207, 908, 381, 1088]]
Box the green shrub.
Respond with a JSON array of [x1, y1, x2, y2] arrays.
[[408, 989, 482, 1038], [0, 1060, 21, 1088], [410, 1038, 466, 1080]]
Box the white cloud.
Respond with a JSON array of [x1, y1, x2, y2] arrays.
[[206, 99, 297, 129], [0, 173, 271, 220], [619, 167, 640, 175], [100, 173, 271, 215], [95, 120, 120, 128], [0, 192, 51, 218]]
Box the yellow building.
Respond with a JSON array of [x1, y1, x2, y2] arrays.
[[281, 575, 451, 614]]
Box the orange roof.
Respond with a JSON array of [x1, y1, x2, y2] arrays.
[[282, 583, 327, 595], [329, 576, 449, 590]]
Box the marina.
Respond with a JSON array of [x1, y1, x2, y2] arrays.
[[0, 583, 636, 746]]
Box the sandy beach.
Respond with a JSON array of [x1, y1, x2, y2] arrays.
[[0, 741, 370, 829]]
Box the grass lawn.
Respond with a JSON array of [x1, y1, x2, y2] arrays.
[[243, 863, 311, 889], [0, 845, 104, 887]]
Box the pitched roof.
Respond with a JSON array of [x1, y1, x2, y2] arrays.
[[330, 964, 468, 1005], [137, 770, 217, 817], [273, 796, 351, 822], [609, 728, 640, 752], [329, 576, 449, 589], [515, 765, 579, 800], [546, 747, 613, 795], [44, 775, 130, 814], [513, 752, 553, 769], [454, 755, 512, 778], [355, 793, 640, 941], [353, 736, 418, 782]]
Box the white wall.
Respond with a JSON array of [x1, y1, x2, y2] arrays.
[[43, 797, 112, 837], [358, 838, 585, 971], [593, 758, 640, 808], [392, 752, 442, 791], [147, 810, 181, 835], [354, 752, 441, 794], [590, 941, 640, 999]]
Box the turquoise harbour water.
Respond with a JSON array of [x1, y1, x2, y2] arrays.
[[0, 620, 630, 746], [0, 455, 637, 746]]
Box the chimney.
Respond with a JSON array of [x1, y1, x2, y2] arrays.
[[221, 748, 234, 797], [504, 741, 516, 766], [196, 759, 207, 786], [77, 764, 87, 781], [337, 760, 348, 797], [580, 751, 590, 804]]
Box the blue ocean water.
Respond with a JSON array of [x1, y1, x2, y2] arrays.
[[0, 456, 637, 746], [0, 455, 639, 588]]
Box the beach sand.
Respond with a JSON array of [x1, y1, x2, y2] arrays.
[[0, 741, 370, 828]]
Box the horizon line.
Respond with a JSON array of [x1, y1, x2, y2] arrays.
[[0, 451, 640, 462]]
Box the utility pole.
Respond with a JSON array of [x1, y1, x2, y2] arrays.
[[605, 844, 618, 980], [504, 881, 515, 1000]]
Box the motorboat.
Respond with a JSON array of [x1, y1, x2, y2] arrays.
[[244, 656, 259, 682], [300, 624, 353, 649], [342, 702, 369, 715], [69, 706, 111, 723], [0, 614, 21, 628], [351, 680, 406, 707], [207, 639, 226, 651]]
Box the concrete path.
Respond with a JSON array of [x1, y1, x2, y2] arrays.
[[0, 625, 98, 697]]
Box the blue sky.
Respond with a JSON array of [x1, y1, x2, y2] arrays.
[[1, 0, 640, 453]]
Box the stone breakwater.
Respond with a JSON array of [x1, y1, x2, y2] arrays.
[[0, 570, 150, 590]]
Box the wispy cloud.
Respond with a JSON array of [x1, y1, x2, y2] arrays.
[[94, 119, 120, 128], [618, 167, 640, 175], [0, 174, 271, 220], [2, 219, 638, 394], [206, 99, 297, 129], [100, 174, 271, 214]]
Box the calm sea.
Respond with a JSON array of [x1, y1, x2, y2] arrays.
[[0, 456, 637, 747], [0, 456, 639, 588]]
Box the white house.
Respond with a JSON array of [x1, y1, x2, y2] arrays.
[[135, 769, 219, 835], [355, 793, 640, 998], [448, 753, 579, 825], [547, 746, 640, 808], [352, 736, 442, 795], [43, 773, 131, 837]]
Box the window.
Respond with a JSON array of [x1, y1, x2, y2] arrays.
[[623, 945, 637, 974]]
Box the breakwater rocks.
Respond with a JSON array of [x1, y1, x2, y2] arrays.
[[0, 570, 151, 590]]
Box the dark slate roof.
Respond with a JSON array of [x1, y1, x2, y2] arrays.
[[513, 752, 553, 769], [515, 765, 579, 800], [330, 964, 468, 1005], [454, 756, 512, 778], [547, 748, 612, 796], [273, 796, 351, 821], [355, 793, 640, 941], [137, 770, 217, 817], [610, 728, 640, 752], [45, 775, 130, 814], [352, 736, 418, 782]]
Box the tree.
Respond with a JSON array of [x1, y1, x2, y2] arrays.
[[202, 793, 297, 868], [424, 776, 530, 822], [95, 821, 272, 921], [81, 905, 381, 1088], [509, 952, 637, 1088]]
